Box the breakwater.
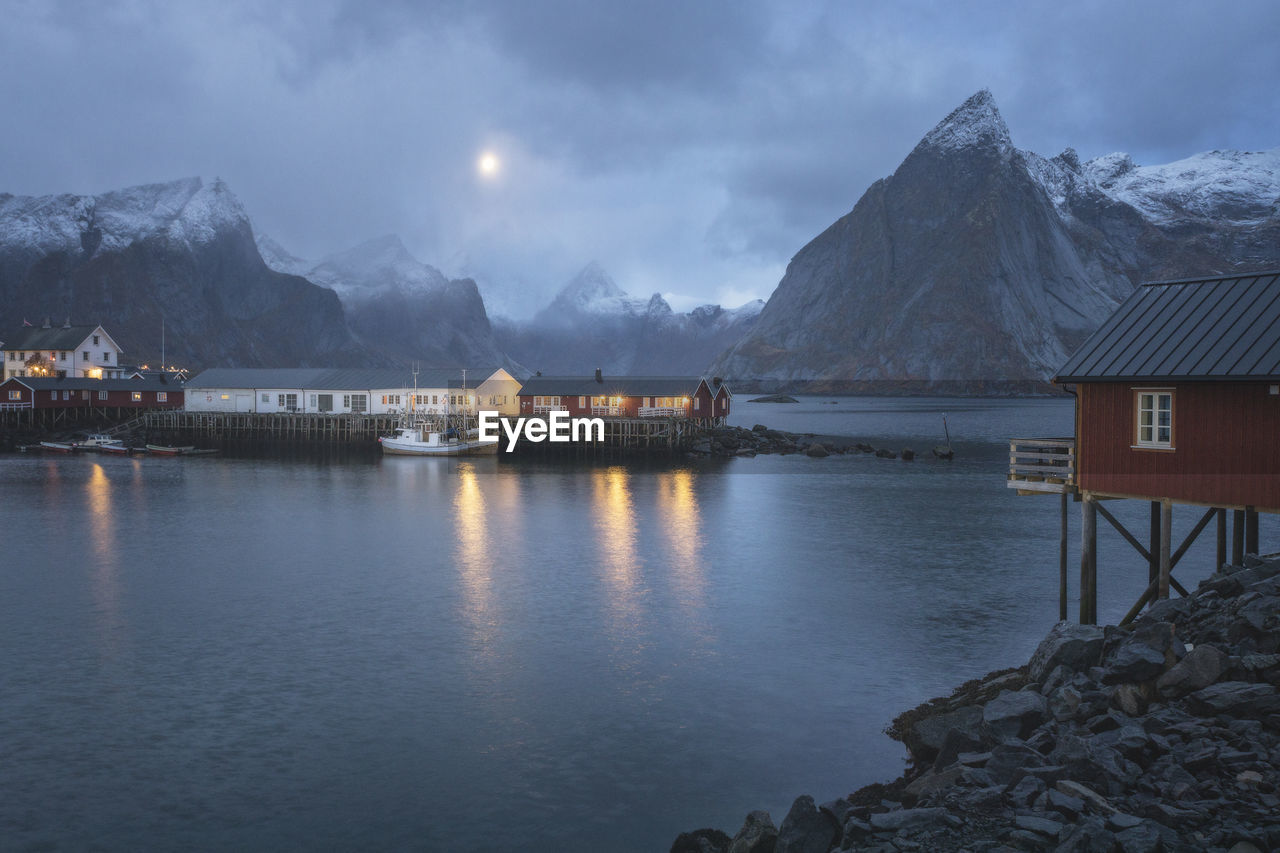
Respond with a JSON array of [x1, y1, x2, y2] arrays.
[[674, 557, 1280, 852]]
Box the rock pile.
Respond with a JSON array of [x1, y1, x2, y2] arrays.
[[690, 425, 915, 461], [673, 557, 1280, 852]]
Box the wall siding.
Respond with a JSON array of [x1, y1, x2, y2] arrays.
[[1079, 381, 1280, 511]]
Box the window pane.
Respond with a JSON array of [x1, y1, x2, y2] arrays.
[[1158, 427, 1170, 442], [1141, 411, 1152, 426], [1158, 411, 1170, 427], [1140, 426, 1153, 442]]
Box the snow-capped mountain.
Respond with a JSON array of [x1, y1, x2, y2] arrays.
[[0, 177, 365, 368], [712, 90, 1280, 392], [497, 262, 764, 374], [257, 233, 514, 370]]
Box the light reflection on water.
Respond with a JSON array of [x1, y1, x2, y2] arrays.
[[5, 399, 1278, 852]]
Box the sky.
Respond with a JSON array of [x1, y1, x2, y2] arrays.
[[2, 0, 1278, 319]]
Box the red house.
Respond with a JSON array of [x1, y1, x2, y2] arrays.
[[1, 376, 184, 412], [1013, 270, 1280, 624], [517, 372, 730, 425]]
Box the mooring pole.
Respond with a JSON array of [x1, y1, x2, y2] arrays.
[[1232, 509, 1245, 565], [1246, 507, 1259, 556], [1148, 502, 1161, 583], [1215, 508, 1226, 572]]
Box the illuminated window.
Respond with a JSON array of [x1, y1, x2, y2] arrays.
[[7, 390, 19, 400], [132, 392, 142, 402], [1136, 390, 1173, 448], [157, 392, 167, 402], [220, 394, 230, 400]]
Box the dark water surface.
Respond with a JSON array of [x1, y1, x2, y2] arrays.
[[2, 398, 1272, 851]]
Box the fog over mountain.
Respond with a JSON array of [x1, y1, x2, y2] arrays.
[[494, 262, 764, 375], [711, 90, 1280, 393]]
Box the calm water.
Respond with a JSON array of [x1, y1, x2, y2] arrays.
[[2, 398, 1272, 851]]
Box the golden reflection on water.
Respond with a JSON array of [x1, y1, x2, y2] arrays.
[[592, 467, 642, 643], [453, 463, 496, 647], [86, 463, 122, 653], [656, 469, 706, 610]]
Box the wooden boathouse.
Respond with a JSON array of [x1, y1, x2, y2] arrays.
[[517, 372, 730, 425], [1010, 270, 1280, 624]]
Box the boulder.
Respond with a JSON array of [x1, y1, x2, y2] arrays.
[[727, 811, 778, 853], [804, 444, 828, 458], [1156, 643, 1228, 698], [1187, 681, 1280, 717], [908, 704, 984, 761], [1028, 622, 1104, 682], [900, 448, 915, 460], [867, 807, 959, 833], [774, 796, 838, 853], [670, 828, 730, 853], [982, 689, 1049, 741]]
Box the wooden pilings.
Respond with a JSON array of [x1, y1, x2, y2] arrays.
[[1080, 495, 1097, 624], [1058, 491, 1068, 622], [1159, 499, 1172, 601]]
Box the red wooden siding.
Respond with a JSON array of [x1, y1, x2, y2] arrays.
[[0, 379, 183, 410], [1078, 381, 1280, 511]]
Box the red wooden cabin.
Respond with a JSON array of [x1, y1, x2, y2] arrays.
[[1, 376, 184, 411], [1030, 270, 1280, 623], [517, 371, 730, 425]]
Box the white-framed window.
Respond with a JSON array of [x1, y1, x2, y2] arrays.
[[50, 390, 57, 400], [103, 352, 111, 362], [7, 390, 19, 400], [157, 392, 167, 402], [131, 391, 142, 402], [98, 390, 108, 400], [348, 394, 367, 413], [59, 352, 66, 361], [1135, 389, 1173, 448], [62, 390, 70, 400], [83, 351, 90, 360], [262, 393, 270, 403], [92, 334, 99, 345]]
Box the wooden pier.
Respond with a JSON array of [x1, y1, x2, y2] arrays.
[[137, 410, 703, 455]]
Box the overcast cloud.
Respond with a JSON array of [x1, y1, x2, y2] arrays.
[[2, 0, 1277, 317]]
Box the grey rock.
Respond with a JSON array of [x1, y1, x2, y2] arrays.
[[774, 796, 838, 853], [984, 690, 1050, 741], [910, 704, 984, 759], [867, 807, 959, 833], [1157, 643, 1228, 698], [1111, 683, 1149, 716], [1188, 682, 1280, 717], [1114, 820, 1177, 853], [984, 741, 1047, 785], [804, 444, 828, 458], [728, 810, 778, 853], [671, 828, 731, 853], [1102, 643, 1167, 685], [1016, 814, 1065, 837], [1053, 816, 1114, 852], [1042, 788, 1086, 819], [1029, 622, 1105, 683], [1055, 780, 1116, 814], [1008, 774, 1047, 807]]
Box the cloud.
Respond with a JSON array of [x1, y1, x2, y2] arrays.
[[0, 0, 1277, 319]]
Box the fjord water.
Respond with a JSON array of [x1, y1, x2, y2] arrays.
[[3, 398, 1269, 851]]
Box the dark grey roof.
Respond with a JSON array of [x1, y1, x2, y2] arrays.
[[2, 324, 116, 352], [3, 376, 178, 392], [518, 375, 708, 397], [185, 367, 506, 390], [1056, 271, 1280, 382]]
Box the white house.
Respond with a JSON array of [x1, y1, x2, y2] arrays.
[[2, 320, 126, 380], [183, 367, 522, 415]]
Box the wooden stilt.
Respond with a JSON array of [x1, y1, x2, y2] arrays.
[[1081, 494, 1097, 624], [1233, 509, 1245, 565], [1149, 501, 1161, 583], [1059, 491, 1068, 622], [1158, 499, 1172, 600], [1216, 508, 1226, 572], [1246, 507, 1259, 555]]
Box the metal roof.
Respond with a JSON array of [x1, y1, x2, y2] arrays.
[[184, 366, 506, 391], [2, 324, 116, 352], [1055, 271, 1280, 382], [518, 375, 709, 397]]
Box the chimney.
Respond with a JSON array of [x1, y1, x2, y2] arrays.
[[594, 367, 602, 383], [42, 317, 51, 329], [62, 316, 71, 329]]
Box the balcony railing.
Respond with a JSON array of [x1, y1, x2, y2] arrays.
[[638, 406, 683, 418], [0, 401, 33, 410], [533, 405, 568, 415], [591, 406, 624, 417], [1008, 437, 1076, 494]]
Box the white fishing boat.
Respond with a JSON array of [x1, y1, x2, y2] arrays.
[[78, 433, 126, 452], [378, 366, 499, 456]]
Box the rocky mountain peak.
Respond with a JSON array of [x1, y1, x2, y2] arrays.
[[559, 261, 627, 305], [917, 88, 1012, 154]]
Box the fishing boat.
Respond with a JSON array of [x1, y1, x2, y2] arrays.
[[146, 444, 195, 456], [78, 433, 126, 452], [378, 367, 499, 456], [98, 442, 131, 455], [39, 441, 76, 453]]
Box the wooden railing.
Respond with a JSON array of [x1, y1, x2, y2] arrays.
[[1008, 437, 1076, 494], [591, 405, 624, 417], [0, 402, 33, 410], [533, 405, 568, 415], [638, 406, 683, 418]]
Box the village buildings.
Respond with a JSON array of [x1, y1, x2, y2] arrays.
[[1, 320, 127, 380], [516, 372, 731, 425]]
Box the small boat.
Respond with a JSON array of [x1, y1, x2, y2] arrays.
[[183, 448, 220, 456], [146, 444, 196, 456], [379, 425, 499, 456], [98, 443, 131, 454], [39, 441, 76, 453], [78, 433, 126, 452]]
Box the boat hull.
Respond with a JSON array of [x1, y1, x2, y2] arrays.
[[379, 438, 500, 456], [146, 444, 196, 456], [39, 442, 76, 453]]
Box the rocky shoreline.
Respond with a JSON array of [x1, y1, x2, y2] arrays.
[[672, 557, 1280, 852], [689, 425, 936, 461]]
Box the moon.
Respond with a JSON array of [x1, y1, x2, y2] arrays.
[[477, 151, 500, 177]]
